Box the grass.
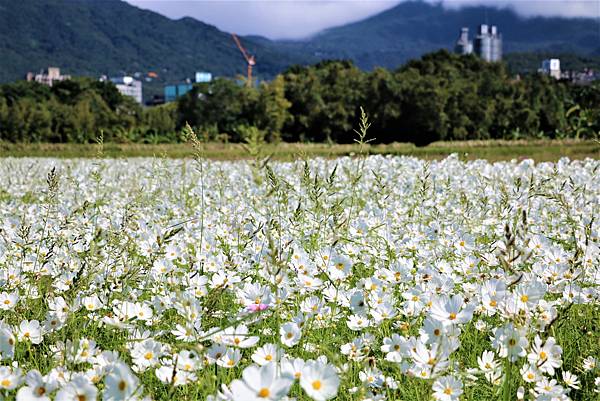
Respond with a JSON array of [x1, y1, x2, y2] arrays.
[[2, 150, 600, 400], [0, 139, 598, 161]]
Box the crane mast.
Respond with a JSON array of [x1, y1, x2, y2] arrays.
[[231, 33, 256, 87]]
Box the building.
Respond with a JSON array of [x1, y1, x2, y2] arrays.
[[107, 76, 143, 104], [474, 24, 502, 62], [541, 59, 561, 80], [164, 71, 213, 103], [454, 27, 473, 55], [26, 67, 70, 86], [454, 25, 502, 62], [195, 72, 212, 83], [164, 84, 193, 103]]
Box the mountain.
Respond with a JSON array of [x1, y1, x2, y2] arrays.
[[285, 1, 599, 71], [0, 0, 598, 90], [0, 0, 309, 85]]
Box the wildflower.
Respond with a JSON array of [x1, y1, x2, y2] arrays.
[[527, 336, 562, 375], [583, 356, 597, 371], [280, 323, 301, 347], [131, 339, 163, 371], [347, 314, 370, 331], [103, 362, 142, 401], [222, 324, 259, 348], [359, 368, 384, 388], [431, 376, 463, 401], [0, 292, 19, 310], [229, 363, 294, 400], [16, 320, 43, 345], [300, 360, 340, 401], [281, 357, 305, 380], [55, 375, 97, 401], [429, 294, 473, 327], [562, 371, 580, 389], [0, 323, 15, 360], [520, 364, 541, 383], [252, 343, 280, 366], [0, 365, 22, 390], [216, 348, 242, 368], [491, 323, 528, 362], [16, 370, 57, 401], [477, 351, 498, 373], [381, 334, 405, 363]]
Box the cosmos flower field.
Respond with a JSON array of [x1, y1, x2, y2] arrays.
[[0, 154, 599, 401]]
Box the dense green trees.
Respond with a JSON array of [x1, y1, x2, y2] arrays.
[[1, 50, 599, 145]]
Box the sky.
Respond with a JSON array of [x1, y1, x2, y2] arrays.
[[125, 0, 600, 39]]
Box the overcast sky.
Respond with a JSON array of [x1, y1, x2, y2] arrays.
[[125, 0, 600, 39]]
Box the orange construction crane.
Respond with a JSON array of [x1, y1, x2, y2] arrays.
[[232, 33, 256, 87]]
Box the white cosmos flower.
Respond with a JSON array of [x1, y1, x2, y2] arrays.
[[429, 294, 474, 327], [55, 375, 97, 401], [432, 376, 463, 401], [0, 365, 22, 390], [527, 336, 562, 376], [217, 348, 242, 368], [16, 370, 57, 401], [281, 357, 306, 381], [280, 322, 301, 347], [477, 350, 498, 373], [0, 323, 15, 360], [562, 370, 580, 389], [491, 323, 528, 362], [16, 320, 43, 344], [299, 360, 339, 401], [0, 292, 19, 310], [222, 324, 260, 348], [103, 362, 142, 401], [229, 363, 294, 401], [251, 343, 280, 366]]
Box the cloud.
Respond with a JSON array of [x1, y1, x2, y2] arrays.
[[441, 0, 599, 19], [125, 0, 599, 39], [126, 0, 399, 39]]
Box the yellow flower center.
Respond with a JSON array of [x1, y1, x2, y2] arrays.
[[312, 380, 322, 390], [265, 354, 273, 361], [448, 313, 457, 320], [520, 295, 529, 302], [1, 379, 11, 387], [540, 351, 547, 360], [144, 352, 153, 360], [258, 388, 270, 398]]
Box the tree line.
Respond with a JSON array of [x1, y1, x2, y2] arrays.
[[1, 50, 599, 145]]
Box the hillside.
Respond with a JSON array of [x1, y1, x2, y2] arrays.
[[286, 1, 599, 70], [0, 0, 308, 85], [1, 0, 598, 90]]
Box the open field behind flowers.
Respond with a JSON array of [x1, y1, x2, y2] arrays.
[[0, 153, 599, 401], [0, 139, 599, 162]]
